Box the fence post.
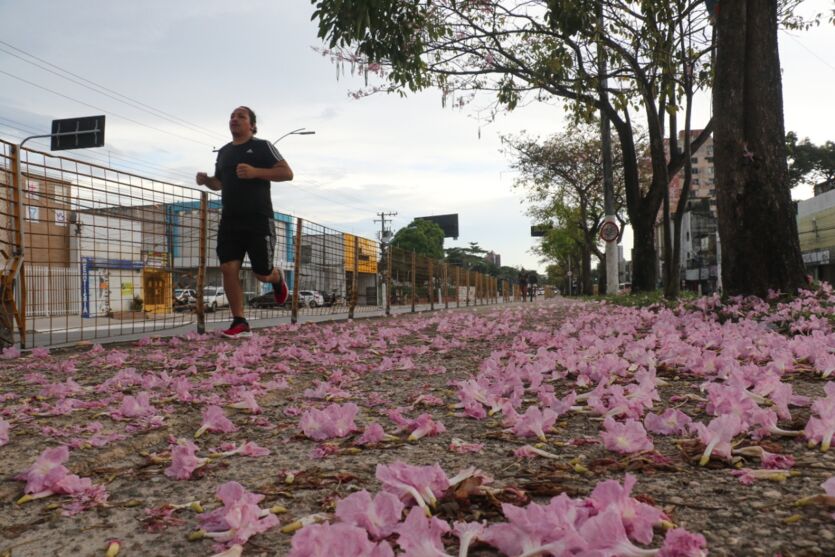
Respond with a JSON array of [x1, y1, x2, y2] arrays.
[[2, 145, 28, 348], [291, 218, 303, 324], [455, 267, 460, 308], [385, 244, 392, 316], [465, 269, 470, 306], [349, 235, 358, 319], [411, 251, 416, 313], [443, 263, 449, 309], [196, 192, 207, 334], [428, 259, 434, 311]]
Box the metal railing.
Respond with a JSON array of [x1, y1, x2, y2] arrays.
[[0, 138, 512, 348]]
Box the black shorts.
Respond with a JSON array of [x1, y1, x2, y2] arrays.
[[216, 217, 276, 276]]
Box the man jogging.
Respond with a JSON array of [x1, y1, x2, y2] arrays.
[[196, 106, 293, 338]]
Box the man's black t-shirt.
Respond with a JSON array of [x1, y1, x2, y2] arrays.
[[214, 138, 283, 219]]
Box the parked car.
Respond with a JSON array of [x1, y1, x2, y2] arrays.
[[299, 290, 325, 308], [248, 291, 286, 309], [174, 288, 196, 304], [203, 286, 229, 312]]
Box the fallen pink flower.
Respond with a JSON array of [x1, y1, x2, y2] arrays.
[[165, 439, 208, 480], [195, 405, 238, 438], [657, 528, 707, 557], [449, 438, 484, 454], [408, 413, 446, 441], [335, 490, 404, 540], [376, 461, 449, 514], [453, 521, 485, 557], [511, 406, 558, 442], [691, 414, 744, 466], [114, 391, 157, 419], [730, 468, 792, 485], [394, 506, 452, 557], [228, 391, 261, 414], [644, 408, 693, 436], [288, 522, 394, 557], [601, 417, 654, 454], [196, 481, 279, 547], [587, 474, 663, 545], [356, 423, 397, 446], [513, 445, 560, 460], [0, 419, 9, 446], [300, 402, 359, 441]]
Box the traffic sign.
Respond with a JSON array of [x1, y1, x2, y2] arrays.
[[599, 220, 620, 242]]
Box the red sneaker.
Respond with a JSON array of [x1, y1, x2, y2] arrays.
[[222, 320, 251, 339], [273, 277, 289, 306]]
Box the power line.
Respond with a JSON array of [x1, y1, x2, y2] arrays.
[[0, 40, 225, 142], [780, 31, 835, 73], [0, 69, 214, 147]]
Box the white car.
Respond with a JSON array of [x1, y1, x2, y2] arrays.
[[299, 290, 325, 308], [203, 286, 229, 311]]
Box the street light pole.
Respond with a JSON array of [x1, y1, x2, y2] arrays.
[[273, 128, 316, 145]]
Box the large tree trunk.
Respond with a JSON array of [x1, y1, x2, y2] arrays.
[[713, 1, 806, 297], [631, 212, 658, 293]]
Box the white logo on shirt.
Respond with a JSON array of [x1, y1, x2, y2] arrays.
[[246, 149, 254, 154]]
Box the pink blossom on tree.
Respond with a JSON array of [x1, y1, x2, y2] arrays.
[[601, 417, 654, 454], [335, 490, 404, 540]]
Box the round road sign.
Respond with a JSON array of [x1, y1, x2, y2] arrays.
[[599, 221, 620, 242]]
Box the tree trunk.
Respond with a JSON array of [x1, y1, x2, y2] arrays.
[[713, 1, 806, 297], [581, 246, 593, 295], [631, 212, 658, 293]]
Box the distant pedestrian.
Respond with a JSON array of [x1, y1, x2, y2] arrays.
[[518, 269, 528, 302], [528, 272, 538, 301], [196, 106, 294, 338]]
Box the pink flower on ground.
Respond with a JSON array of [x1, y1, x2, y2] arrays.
[[288, 522, 394, 557], [16, 446, 106, 507], [300, 403, 359, 441], [376, 461, 449, 514], [600, 417, 654, 454], [335, 490, 404, 540], [587, 474, 663, 545], [804, 391, 835, 452], [229, 391, 261, 414], [644, 409, 692, 436], [579, 507, 657, 557], [823, 476, 835, 497], [449, 437, 484, 454], [165, 439, 208, 480], [407, 414, 446, 441], [197, 481, 279, 547], [356, 423, 387, 446], [0, 419, 9, 446], [195, 405, 238, 437], [453, 521, 485, 557], [511, 406, 558, 442], [115, 392, 157, 419], [657, 528, 708, 557], [394, 506, 452, 557], [691, 414, 744, 465]]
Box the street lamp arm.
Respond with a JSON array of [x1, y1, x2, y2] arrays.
[[273, 128, 316, 145]]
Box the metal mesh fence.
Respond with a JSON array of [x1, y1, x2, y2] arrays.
[[0, 138, 512, 349]]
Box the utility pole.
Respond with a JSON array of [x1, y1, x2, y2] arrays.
[[598, 5, 619, 296], [374, 211, 397, 244], [375, 211, 397, 311]]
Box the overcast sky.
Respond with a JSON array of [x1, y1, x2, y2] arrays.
[[0, 1, 832, 272]]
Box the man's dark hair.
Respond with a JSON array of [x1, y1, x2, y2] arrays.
[[241, 106, 257, 134]]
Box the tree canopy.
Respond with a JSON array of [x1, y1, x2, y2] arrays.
[[787, 132, 835, 190], [390, 219, 445, 259]]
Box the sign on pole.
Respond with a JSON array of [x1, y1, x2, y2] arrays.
[[51, 116, 106, 151]]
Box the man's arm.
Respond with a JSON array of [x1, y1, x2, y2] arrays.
[[235, 160, 294, 182], [195, 172, 222, 191]]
